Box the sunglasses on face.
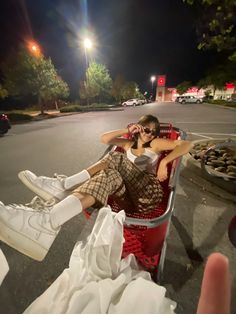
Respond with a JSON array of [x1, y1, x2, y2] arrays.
[[143, 127, 157, 136]]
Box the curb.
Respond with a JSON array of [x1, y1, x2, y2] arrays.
[[10, 108, 124, 125], [202, 102, 236, 110]]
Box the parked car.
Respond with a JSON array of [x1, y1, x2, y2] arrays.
[[122, 99, 142, 107], [228, 94, 236, 102], [139, 99, 146, 105], [0, 114, 11, 135], [177, 96, 203, 104], [175, 96, 184, 103]]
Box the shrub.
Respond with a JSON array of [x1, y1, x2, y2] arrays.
[[207, 99, 236, 107], [5, 112, 33, 122], [60, 103, 111, 112], [60, 105, 81, 112]]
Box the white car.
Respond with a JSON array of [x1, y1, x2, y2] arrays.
[[122, 99, 142, 107], [177, 96, 203, 104]]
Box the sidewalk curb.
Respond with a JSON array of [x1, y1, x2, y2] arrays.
[[203, 102, 236, 110]]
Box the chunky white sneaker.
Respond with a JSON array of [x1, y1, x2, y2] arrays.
[[18, 170, 69, 201], [0, 198, 60, 261]]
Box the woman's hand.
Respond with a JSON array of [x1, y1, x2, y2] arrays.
[[128, 124, 144, 135], [157, 160, 168, 182]]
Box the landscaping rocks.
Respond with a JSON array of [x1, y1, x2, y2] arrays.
[[191, 139, 236, 180]]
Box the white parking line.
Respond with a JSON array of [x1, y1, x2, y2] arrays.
[[188, 133, 213, 139], [176, 122, 236, 124], [195, 132, 236, 136]]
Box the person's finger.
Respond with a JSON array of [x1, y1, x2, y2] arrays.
[[197, 253, 230, 314]]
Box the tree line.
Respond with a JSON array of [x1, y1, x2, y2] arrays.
[[176, 0, 236, 95], [0, 47, 144, 114]]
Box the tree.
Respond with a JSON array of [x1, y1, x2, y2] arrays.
[[176, 81, 192, 95], [79, 62, 112, 104], [0, 84, 8, 99], [184, 0, 236, 62], [121, 81, 139, 100], [1, 47, 69, 113], [111, 75, 125, 103]]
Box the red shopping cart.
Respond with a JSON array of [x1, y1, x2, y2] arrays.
[[85, 123, 186, 282]]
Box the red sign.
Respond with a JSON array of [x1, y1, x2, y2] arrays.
[[157, 75, 166, 87], [225, 82, 235, 89]]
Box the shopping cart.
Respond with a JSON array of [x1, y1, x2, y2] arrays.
[[84, 123, 186, 282]]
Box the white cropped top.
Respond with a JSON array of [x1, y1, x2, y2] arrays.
[[126, 148, 159, 174]]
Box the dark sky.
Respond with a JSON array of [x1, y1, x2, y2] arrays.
[[1, 0, 214, 96]]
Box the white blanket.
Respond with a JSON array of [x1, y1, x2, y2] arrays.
[[24, 207, 176, 314], [0, 249, 9, 285]]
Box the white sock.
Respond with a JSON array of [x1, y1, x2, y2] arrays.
[[64, 170, 90, 190], [50, 195, 83, 228]]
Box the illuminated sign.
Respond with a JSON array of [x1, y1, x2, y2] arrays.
[[157, 75, 166, 87], [225, 82, 235, 89]]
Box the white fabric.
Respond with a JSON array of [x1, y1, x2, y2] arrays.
[[23, 207, 176, 314], [50, 195, 82, 228], [0, 249, 9, 285], [64, 170, 91, 190], [126, 148, 159, 173]]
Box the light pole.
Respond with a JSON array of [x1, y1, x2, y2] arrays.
[[83, 38, 93, 105], [83, 38, 92, 68], [151, 76, 156, 89], [150, 76, 156, 100]]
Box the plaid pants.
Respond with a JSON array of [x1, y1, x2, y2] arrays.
[[73, 152, 163, 213]]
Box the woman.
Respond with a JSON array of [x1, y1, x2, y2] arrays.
[[0, 115, 192, 261]]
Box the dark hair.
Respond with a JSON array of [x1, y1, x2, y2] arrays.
[[132, 114, 160, 149]]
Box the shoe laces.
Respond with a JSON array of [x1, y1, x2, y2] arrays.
[[25, 196, 56, 211], [53, 173, 67, 181]]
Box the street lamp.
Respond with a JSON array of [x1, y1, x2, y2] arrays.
[[27, 40, 41, 57], [83, 38, 92, 68], [151, 76, 156, 89], [150, 76, 156, 100]]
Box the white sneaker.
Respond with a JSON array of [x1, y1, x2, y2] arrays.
[[18, 170, 70, 201], [0, 198, 60, 261]]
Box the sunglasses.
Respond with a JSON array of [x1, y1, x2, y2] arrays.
[[143, 127, 157, 136]]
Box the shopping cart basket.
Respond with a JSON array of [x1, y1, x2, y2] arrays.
[[84, 123, 186, 282]]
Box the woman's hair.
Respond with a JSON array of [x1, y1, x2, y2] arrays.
[[132, 114, 160, 149]]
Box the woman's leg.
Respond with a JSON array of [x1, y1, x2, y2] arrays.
[[99, 152, 163, 213], [86, 159, 108, 177], [18, 159, 109, 201]]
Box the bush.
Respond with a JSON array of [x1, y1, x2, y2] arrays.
[[207, 99, 236, 106], [5, 112, 33, 122], [60, 103, 112, 113], [60, 105, 81, 112]]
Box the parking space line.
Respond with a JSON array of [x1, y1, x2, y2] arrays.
[[188, 133, 213, 139]]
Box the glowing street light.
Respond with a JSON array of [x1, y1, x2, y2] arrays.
[[27, 40, 41, 57], [83, 38, 93, 68], [150, 75, 156, 96], [83, 38, 92, 49], [151, 76, 156, 87]]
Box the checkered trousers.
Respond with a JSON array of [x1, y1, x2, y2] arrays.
[[73, 152, 163, 213]]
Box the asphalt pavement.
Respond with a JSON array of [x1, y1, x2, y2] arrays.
[[0, 102, 235, 313]]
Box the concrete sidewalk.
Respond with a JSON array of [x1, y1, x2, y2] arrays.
[[163, 157, 236, 313]]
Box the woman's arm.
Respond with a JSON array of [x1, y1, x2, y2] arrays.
[[100, 128, 131, 149], [152, 138, 193, 181]]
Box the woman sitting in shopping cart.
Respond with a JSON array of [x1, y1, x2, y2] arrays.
[[0, 114, 192, 261]]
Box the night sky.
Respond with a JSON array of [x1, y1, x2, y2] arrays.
[[1, 0, 215, 96]]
